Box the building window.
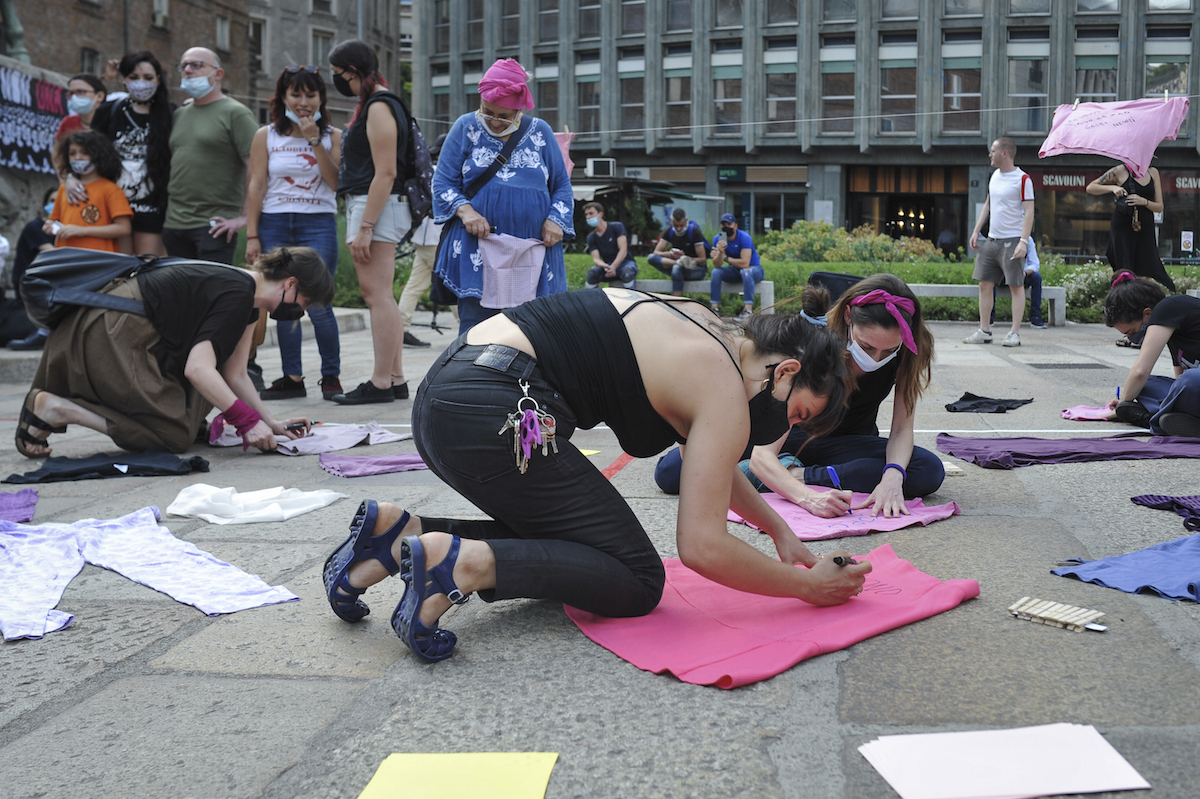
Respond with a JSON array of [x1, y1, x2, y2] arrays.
[[215, 16, 231, 51], [577, 81, 600, 141], [823, 0, 855, 19], [501, 0, 520, 47], [665, 0, 691, 30], [821, 68, 855, 134], [715, 0, 743, 27], [151, 0, 169, 26], [765, 72, 796, 135], [1008, 59, 1048, 132], [882, 0, 918, 17], [1077, 0, 1118, 11], [619, 77, 644, 139], [622, 0, 645, 34], [434, 0, 450, 54], [766, 0, 797, 23], [1010, 0, 1050, 11], [312, 0, 333, 13], [1148, 0, 1191, 9], [665, 75, 691, 137], [942, 63, 981, 133], [248, 19, 265, 73], [944, 0, 982, 13], [312, 30, 333, 69], [538, 0, 559, 42], [579, 0, 601, 39], [1146, 59, 1189, 97], [713, 77, 742, 136], [538, 81, 559, 131], [881, 64, 917, 134], [80, 48, 100, 74], [1075, 58, 1117, 102], [467, 0, 484, 51], [433, 92, 450, 126]]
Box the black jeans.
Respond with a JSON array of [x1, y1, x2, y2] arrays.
[[412, 337, 665, 617], [161, 226, 238, 264]]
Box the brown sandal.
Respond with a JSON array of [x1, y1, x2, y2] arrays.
[[14, 389, 64, 459]]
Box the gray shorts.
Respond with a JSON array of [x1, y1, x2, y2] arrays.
[[973, 237, 1025, 286], [345, 194, 411, 245]]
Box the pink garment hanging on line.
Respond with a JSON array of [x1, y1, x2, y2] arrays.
[[553, 131, 575, 176], [477, 233, 546, 309], [1061, 405, 1114, 422], [727, 490, 960, 540], [565, 544, 980, 689], [1038, 97, 1190, 178]]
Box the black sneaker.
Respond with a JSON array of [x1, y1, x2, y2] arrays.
[[1158, 412, 1200, 438], [333, 380, 395, 405], [1114, 400, 1151, 429], [7, 329, 48, 350], [319, 375, 343, 401], [246, 358, 265, 392], [403, 331, 431, 348], [259, 375, 306, 400], [392, 382, 410, 400]]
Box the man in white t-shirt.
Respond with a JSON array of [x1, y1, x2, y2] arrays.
[[965, 137, 1035, 347]]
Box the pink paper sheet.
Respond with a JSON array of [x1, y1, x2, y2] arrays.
[[1061, 404, 1113, 421], [566, 544, 979, 689], [726, 490, 960, 540]]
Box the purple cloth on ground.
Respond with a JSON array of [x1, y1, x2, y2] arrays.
[[0, 490, 38, 522], [1052, 533, 1200, 602], [318, 452, 429, 477], [1132, 494, 1200, 532], [936, 432, 1200, 469]]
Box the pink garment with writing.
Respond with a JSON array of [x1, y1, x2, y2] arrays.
[[1038, 98, 1190, 178], [727, 490, 960, 540], [565, 544, 980, 689], [1061, 405, 1113, 421], [477, 233, 546, 310]]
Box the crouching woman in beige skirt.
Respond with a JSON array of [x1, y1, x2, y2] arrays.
[[15, 247, 334, 457]]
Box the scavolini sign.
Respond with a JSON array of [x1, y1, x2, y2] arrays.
[[1030, 169, 1200, 194]]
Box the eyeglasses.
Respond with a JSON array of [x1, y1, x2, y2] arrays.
[[478, 108, 520, 124], [178, 60, 216, 72], [285, 65, 319, 74]]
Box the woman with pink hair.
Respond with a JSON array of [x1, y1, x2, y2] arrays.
[[431, 58, 575, 333]]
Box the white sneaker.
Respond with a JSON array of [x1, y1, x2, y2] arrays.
[[963, 328, 993, 344], [1002, 331, 1021, 347]]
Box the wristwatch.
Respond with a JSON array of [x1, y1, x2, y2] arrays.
[[308, 137, 321, 147]]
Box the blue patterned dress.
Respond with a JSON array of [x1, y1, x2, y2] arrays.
[[432, 112, 575, 300]]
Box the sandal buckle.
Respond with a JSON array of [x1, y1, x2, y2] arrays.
[[446, 588, 469, 605]]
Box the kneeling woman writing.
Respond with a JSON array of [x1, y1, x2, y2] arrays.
[[324, 289, 871, 662]]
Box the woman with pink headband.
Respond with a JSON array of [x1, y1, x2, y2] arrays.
[[656, 274, 943, 518], [431, 58, 575, 333]]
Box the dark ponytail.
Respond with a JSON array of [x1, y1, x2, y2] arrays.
[[1104, 276, 1165, 326]]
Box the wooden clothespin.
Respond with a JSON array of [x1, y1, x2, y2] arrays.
[[1072, 97, 1080, 110], [1164, 89, 1169, 104], [563, 124, 570, 133]]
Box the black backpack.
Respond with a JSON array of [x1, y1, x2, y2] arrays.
[[373, 91, 434, 246]]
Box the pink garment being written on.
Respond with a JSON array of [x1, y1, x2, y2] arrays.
[[727, 490, 960, 541], [1038, 97, 1190, 178], [478, 233, 546, 309], [1061, 405, 1114, 422], [565, 544, 980, 689]]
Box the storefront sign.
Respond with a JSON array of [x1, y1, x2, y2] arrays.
[[1030, 170, 1091, 191], [1183, 231, 1194, 253], [718, 166, 746, 182], [1162, 173, 1200, 194]]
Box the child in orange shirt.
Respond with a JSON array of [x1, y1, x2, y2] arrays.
[[46, 131, 132, 253]]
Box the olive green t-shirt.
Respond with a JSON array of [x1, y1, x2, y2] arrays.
[[164, 96, 258, 229]]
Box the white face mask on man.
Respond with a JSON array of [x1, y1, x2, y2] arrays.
[[846, 325, 900, 373]]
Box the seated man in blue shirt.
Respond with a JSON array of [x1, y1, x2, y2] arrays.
[[583, 202, 637, 290], [647, 207, 708, 294], [710, 213, 763, 319], [991, 236, 1046, 329]]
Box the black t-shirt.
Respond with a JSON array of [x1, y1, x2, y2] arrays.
[[339, 91, 409, 197], [13, 218, 55, 300], [92, 98, 160, 214], [586, 221, 634, 266], [781, 357, 903, 453], [136, 264, 258, 379], [663, 221, 708, 260], [1149, 294, 1200, 370]]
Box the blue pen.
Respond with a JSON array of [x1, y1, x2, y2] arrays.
[[1116, 386, 1120, 401], [828, 466, 851, 515]]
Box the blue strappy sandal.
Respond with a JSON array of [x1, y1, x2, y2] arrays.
[[322, 500, 410, 622], [391, 534, 471, 663]]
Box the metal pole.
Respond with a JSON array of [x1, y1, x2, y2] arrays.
[[357, 0, 363, 40]]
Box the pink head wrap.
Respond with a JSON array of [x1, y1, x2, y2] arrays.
[[478, 59, 535, 111], [849, 289, 919, 355], [1111, 271, 1137, 288]]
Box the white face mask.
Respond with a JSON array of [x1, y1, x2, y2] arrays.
[[126, 80, 157, 102], [285, 109, 322, 126], [68, 95, 95, 115], [475, 109, 521, 137], [846, 326, 899, 373], [180, 75, 212, 99]]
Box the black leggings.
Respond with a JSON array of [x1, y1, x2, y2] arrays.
[[412, 337, 664, 617]]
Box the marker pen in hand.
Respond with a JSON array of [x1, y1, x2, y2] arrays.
[[832, 556, 859, 567], [284, 421, 318, 433], [828, 466, 851, 515], [1116, 386, 1120, 401]]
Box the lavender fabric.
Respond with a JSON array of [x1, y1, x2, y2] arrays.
[[1052, 533, 1200, 602], [0, 490, 38, 523], [319, 452, 429, 478], [1132, 494, 1200, 532], [937, 432, 1200, 469], [210, 421, 411, 455]]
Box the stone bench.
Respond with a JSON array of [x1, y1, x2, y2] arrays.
[[634, 279, 776, 314], [906, 283, 1067, 327]]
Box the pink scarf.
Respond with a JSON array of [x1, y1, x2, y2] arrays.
[[850, 289, 919, 354], [478, 59, 534, 111]]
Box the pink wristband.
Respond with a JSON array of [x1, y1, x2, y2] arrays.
[[222, 399, 261, 450]]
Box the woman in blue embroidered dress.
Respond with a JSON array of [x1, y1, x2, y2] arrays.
[[432, 59, 575, 333]]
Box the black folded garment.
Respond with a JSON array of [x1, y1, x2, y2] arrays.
[[4, 451, 210, 484], [944, 392, 1034, 413]]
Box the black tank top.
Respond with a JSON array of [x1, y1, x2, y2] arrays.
[[503, 290, 739, 457], [338, 91, 409, 197]]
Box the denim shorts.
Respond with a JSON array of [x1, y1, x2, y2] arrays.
[[344, 193, 411, 244]]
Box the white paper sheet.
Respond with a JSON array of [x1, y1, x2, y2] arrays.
[[858, 723, 1149, 799]]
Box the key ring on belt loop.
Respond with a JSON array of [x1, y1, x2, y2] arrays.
[[517, 379, 541, 414]]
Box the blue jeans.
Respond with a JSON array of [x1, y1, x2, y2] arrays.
[[585, 260, 638, 289], [456, 296, 503, 335], [257, 212, 340, 377], [1139, 370, 1200, 433], [710, 264, 764, 304], [647, 254, 708, 293], [991, 270, 1043, 324]]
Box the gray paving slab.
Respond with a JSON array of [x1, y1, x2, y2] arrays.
[[1, 312, 1198, 798]]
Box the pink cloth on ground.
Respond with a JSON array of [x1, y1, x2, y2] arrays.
[[1061, 405, 1114, 421], [726, 490, 960, 540], [1038, 97, 1190, 178], [318, 452, 428, 478], [565, 544, 980, 689]]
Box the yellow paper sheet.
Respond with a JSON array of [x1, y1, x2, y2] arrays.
[[579, 449, 600, 456], [357, 752, 559, 799]]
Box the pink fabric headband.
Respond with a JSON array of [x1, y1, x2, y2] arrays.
[[850, 289, 919, 355], [478, 59, 534, 111], [1111, 271, 1137, 288]]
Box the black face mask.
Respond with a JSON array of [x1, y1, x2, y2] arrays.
[[271, 286, 305, 322], [332, 71, 356, 97], [746, 364, 795, 446], [721, 227, 735, 238]]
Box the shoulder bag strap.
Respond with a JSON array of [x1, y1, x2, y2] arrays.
[[462, 114, 532, 200]]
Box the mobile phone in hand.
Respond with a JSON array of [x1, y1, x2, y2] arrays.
[[49, 221, 63, 234]]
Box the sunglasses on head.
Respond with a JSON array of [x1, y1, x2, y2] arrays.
[[285, 65, 319, 74]]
